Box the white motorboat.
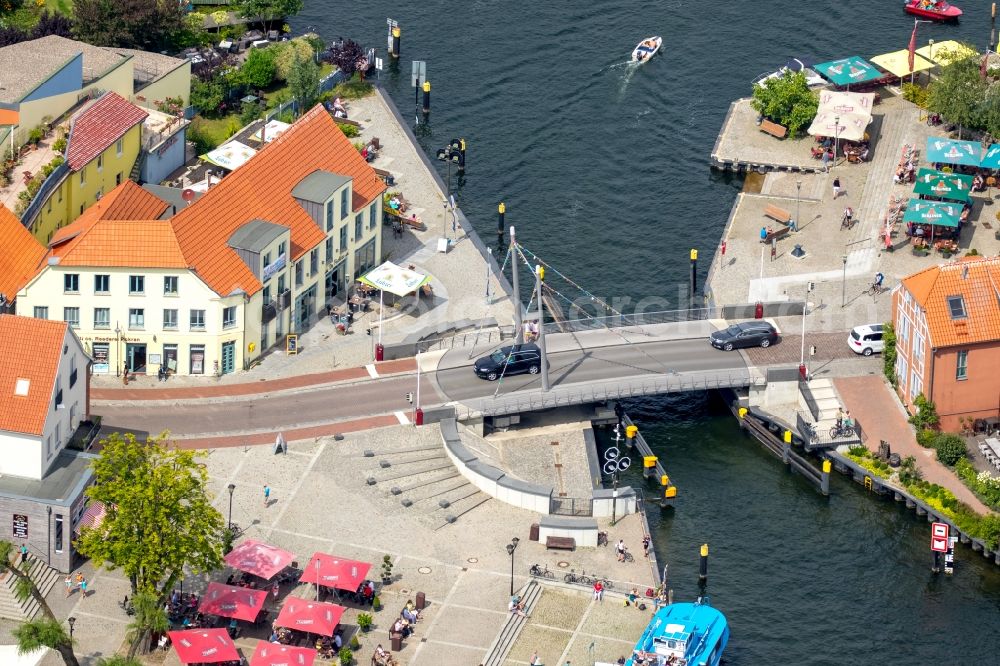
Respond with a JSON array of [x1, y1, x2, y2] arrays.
[[631, 36, 662, 63]]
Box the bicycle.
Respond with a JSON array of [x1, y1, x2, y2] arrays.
[[564, 569, 594, 586], [593, 576, 614, 591], [618, 549, 635, 563], [864, 281, 886, 297], [529, 563, 554, 579], [830, 422, 857, 439]]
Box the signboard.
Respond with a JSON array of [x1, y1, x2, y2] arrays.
[[932, 522, 949, 538], [931, 536, 948, 553], [286, 334, 298, 355], [92, 342, 109, 374], [411, 60, 426, 87], [12, 514, 28, 539]]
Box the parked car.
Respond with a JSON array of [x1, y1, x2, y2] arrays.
[[848, 323, 884, 356], [709, 321, 778, 351], [474, 343, 541, 381]]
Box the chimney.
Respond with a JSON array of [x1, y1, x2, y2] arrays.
[[261, 120, 267, 144], [205, 171, 212, 190]]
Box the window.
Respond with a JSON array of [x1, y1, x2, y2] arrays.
[[295, 260, 303, 287], [128, 308, 145, 329], [956, 350, 968, 380], [340, 188, 348, 219], [263, 252, 271, 269], [325, 237, 333, 263], [163, 309, 178, 330], [947, 295, 967, 320], [33, 306, 48, 320], [310, 248, 318, 276], [63, 273, 79, 293], [58, 187, 62, 203], [116, 172, 122, 186], [354, 215, 362, 241], [54, 515, 64, 552], [914, 333, 924, 361], [54, 389, 62, 409], [116, 138, 123, 156], [93, 307, 110, 329], [278, 241, 286, 257], [94, 274, 110, 293], [909, 369, 923, 400], [190, 309, 206, 331], [47, 197, 51, 213], [128, 275, 145, 294], [63, 307, 79, 328], [369, 201, 378, 229], [326, 199, 334, 231], [223, 305, 237, 329], [339, 226, 347, 252], [278, 274, 286, 293], [69, 355, 77, 388], [164, 276, 178, 295], [97, 154, 103, 171], [263, 285, 271, 303], [79, 169, 85, 187]]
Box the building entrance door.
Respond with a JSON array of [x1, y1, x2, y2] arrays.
[[125, 344, 147, 373], [221, 341, 235, 374]]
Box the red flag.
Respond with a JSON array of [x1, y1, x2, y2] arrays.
[[908, 21, 917, 73]]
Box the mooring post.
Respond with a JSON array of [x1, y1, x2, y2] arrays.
[[783, 429, 792, 465], [699, 544, 709, 582], [821, 459, 831, 496], [391, 26, 401, 57], [497, 202, 505, 242], [625, 424, 637, 449], [422, 80, 431, 115]]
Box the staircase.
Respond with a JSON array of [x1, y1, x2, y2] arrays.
[[0, 561, 62, 621], [800, 377, 861, 449], [129, 152, 146, 184], [482, 580, 542, 666]]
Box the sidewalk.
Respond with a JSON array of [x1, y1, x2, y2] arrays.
[[835, 375, 990, 515]]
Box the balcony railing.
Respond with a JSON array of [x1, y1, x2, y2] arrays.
[[261, 301, 277, 324]]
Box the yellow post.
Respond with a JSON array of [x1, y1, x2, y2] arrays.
[[643, 455, 657, 479], [690, 249, 698, 261], [660, 475, 670, 486], [699, 544, 709, 580], [783, 430, 792, 444], [738, 407, 748, 419], [498, 202, 506, 214], [822, 460, 832, 473], [664, 487, 677, 498], [422, 80, 431, 93], [626, 425, 638, 438]]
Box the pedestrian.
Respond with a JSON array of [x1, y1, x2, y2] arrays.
[[821, 150, 830, 172], [64, 575, 72, 598], [79, 577, 88, 599], [263, 484, 271, 507], [759, 226, 767, 242], [832, 177, 841, 199], [19, 543, 27, 564], [770, 237, 777, 262], [642, 535, 651, 559], [530, 650, 540, 665], [616, 539, 627, 562], [593, 580, 604, 602]]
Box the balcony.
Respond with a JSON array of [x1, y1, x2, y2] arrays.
[[261, 301, 277, 324], [277, 289, 291, 311]]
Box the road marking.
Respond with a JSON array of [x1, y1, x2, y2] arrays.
[[365, 363, 379, 378], [394, 410, 410, 425]]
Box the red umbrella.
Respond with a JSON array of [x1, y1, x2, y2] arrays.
[[274, 599, 345, 637], [297, 553, 371, 592], [198, 582, 268, 622], [250, 641, 317, 666], [224, 539, 295, 580], [168, 628, 239, 664]]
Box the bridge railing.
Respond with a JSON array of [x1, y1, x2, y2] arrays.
[[548, 307, 720, 334]]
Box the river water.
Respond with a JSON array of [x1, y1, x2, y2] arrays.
[[292, 1, 1000, 661]]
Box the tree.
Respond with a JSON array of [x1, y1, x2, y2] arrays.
[[235, 0, 303, 33], [124, 591, 168, 658], [288, 51, 320, 115], [750, 70, 818, 137], [0, 542, 79, 666], [240, 47, 277, 89], [934, 433, 968, 466], [273, 38, 315, 81], [72, 0, 185, 51], [31, 10, 75, 40], [927, 48, 986, 139], [908, 394, 940, 430], [76, 432, 224, 598], [328, 39, 365, 78], [191, 76, 226, 116], [881, 321, 897, 386]]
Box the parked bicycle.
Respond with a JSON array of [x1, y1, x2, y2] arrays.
[[830, 422, 857, 439], [619, 549, 635, 563], [529, 563, 554, 579], [564, 569, 594, 586]]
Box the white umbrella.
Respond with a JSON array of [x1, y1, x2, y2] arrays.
[[357, 261, 432, 348], [807, 90, 874, 143]]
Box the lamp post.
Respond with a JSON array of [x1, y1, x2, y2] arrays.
[[505, 537, 520, 597], [114, 323, 122, 377], [68, 616, 75, 640], [928, 38, 934, 65], [795, 179, 802, 231], [799, 282, 812, 381], [46, 505, 51, 566], [841, 255, 848, 307], [226, 483, 235, 530], [834, 114, 840, 166]]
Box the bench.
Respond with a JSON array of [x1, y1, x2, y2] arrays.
[[759, 119, 787, 139], [760, 226, 791, 244], [373, 167, 395, 185], [545, 536, 576, 551], [763, 204, 792, 225], [333, 116, 361, 128]]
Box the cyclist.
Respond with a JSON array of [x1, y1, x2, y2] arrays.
[[843, 410, 854, 431], [874, 272, 884, 291]]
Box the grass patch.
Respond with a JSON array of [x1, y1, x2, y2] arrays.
[[330, 75, 374, 100], [189, 115, 241, 152]]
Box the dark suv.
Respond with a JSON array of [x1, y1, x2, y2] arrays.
[[709, 321, 778, 351], [474, 344, 542, 381]]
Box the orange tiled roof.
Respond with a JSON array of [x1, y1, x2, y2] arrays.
[[65, 92, 148, 171], [900, 256, 1000, 347], [0, 204, 45, 299], [98, 180, 169, 220], [171, 105, 386, 297], [0, 315, 67, 436]]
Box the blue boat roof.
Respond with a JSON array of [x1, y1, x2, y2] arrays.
[[626, 601, 729, 666]]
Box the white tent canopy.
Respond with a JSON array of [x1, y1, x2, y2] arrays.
[[251, 119, 291, 144], [807, 90, 875, 142], [358, 261, 430, 297], [201, 141, 257, 171]]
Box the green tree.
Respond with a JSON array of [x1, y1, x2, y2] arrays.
[[191, 77, 226, 116], [0, 542, 79, 666], [240, 48, 277, 89], [76, 432, 224, 598], [124, 591, 169, 658], [934, 433, 968, 466], [72, 0, 185, 51], [908, 394, 940, 430], [750, 70, 818, 137], [96, 657, 144, 666], [927, 47, 986, 139], [273, 38, 315, 81], [235, 0, 303, 33], [288, 51, 320, 115], [882, 322, 897, 385]]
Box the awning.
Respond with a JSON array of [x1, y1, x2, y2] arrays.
[[926, 138, 983, 167], [224, 539, 295, 580], [298, 553, 371, 592], [274, 600, 345, 637], [168, 629, 240, 664], [814, 56, 883, 86], [197, 582, 268, 622], [74, 501, 107, 536], [250, 641, 317, 666], [251, 119, 292, 144], [915, 40, 977, 64], [807, 90, 874, 142], [902, 199, 963, 228], [870, 49, 935, 77], [912, 168, 972, 202], [357, 261, 430, 297], [201, 141, 257, 171], [981, 144, 1000, 169]]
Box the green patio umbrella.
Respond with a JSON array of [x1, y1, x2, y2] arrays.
[[912, 168, 972, 202], [814, 56, 882, 87], [902, 199, 962, 228], [925, 138, 983, 167], [981, 144, 1000, 169]]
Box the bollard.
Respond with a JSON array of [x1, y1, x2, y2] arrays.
[[738, 407, 747, 419], [660, 474, 670, 488], [497, 202, 505, 239], [457, 138, 467, 172], [667, 588, 674, 605], [783, 430, 792, 465], [821, 459, 831, 496], [698, 544, 709, 581], [754, 301, 763, 319], [689, 249, 698, 300], [643, 455, 657, 479], [414, 408, 424, 426], [625, 424, 638, 449], [375, 343, 384, 362], [391, 26, 401, 57], [422, 80, 431, 115]]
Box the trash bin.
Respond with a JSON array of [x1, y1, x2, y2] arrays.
[[415, 591, 426, 610], [391, 632, 403, 651], [529, 523, 540, 541]]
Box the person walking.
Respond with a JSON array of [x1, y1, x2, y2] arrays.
[[616, 539, 627, 562], [263, 485, 271, 508], [19, 543, 27, 564], [79, 577, 88, 599], [832, 177, 841, 199], [642, 535, 651, 559], [64, 575, 73, 598]]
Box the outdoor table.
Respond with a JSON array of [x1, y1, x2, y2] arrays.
[[985, 438, 1000, 459]]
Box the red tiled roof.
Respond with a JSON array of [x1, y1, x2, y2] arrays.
[[171, 105, 386, 297], [0, 204, 45, 299], [900, 256, 1000, 347], [0, 315, 67, 436], [65, 92, 148, 171]]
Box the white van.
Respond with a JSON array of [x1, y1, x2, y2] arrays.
[[848, 324, 884, 356]]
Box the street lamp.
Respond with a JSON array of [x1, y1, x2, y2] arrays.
[[67, 616, 75, 640], [799, 282, 812, 380], [834, 115, 840, 167], [505, 537, 520, 597], [226, 483, 236, 530], [114, 323, 122, 377], [435, 139, 465, 195], [795, 180, 802, 231], [841, 255, 848, 307]]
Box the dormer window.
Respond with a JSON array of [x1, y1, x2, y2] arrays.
[[946, 295, 967, 320]]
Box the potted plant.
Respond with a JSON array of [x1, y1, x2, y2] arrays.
[[372, 595, 381, 612], [357, 612, 373, 632], [380, 555, 393, 585], [338, 647, 353, 666], [349, 634, 360, 650]]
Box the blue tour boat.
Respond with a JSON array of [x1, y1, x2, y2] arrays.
[[625, 598, 729, 666]]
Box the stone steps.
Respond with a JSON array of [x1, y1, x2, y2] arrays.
[[0, 559, 61, 621], [482, 580, 542, 666]]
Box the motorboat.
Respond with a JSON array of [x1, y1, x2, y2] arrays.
[[753, 57, 827, 88], [904, 0, 962, 21], [632, 36, 662, 63], [625, 598, 729, 666]]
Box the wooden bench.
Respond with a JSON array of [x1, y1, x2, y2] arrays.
[[373, 167, 395, 185], [760, 226, 791, 244], [333, 116, 361, 128], [545, 536, 576, 551], [759, 119, 787, 139], [763, 204, 792, 225]]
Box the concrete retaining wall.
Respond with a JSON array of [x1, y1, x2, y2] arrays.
[[538, 515, 599, 547]]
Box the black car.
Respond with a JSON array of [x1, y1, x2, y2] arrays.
[[474, 343, 542, 380], [709, 321, 778, 351]]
